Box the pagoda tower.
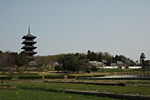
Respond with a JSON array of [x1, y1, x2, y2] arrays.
[[21, 27, 37, 62]]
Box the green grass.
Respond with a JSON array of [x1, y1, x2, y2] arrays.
[[2, 81, 150, 95], [0, 89, 122, 100], [0, 74, 65, 80]]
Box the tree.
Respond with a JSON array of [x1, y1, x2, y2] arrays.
[[58, 54, 89, 73], [77, 54, 89, 73], [55, 65, 63, 71], [140, 52, 146, 66], [16, 52, 28, 66], [97, 52, 103, 62], [58, 54, 76, 72], [0, 51, 19, 67], [87, 50, 92, 60], [102, 52, 112, 65], [142, 60, 150, 69], [87, 51, 115, 66]]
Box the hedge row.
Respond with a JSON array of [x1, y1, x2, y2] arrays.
[[0, 74, 106, 80], [67, 74, 105, 79], [0, 75, 64, 80]]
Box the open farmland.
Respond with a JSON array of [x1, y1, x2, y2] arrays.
[[0, 79, 150, 100]]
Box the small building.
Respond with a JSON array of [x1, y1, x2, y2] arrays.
[[101, 60, 108, 65], [110, 63, 117, 66], [89, 61, 104, 69], [117, 61, 124, 66]]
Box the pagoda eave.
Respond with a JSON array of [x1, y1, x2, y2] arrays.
[[22, 27, 37, 57], [21, 47, 37, 49], [22, 41, 36, 44], [22, 36, 36, 39], [24, 51, 37, 54]]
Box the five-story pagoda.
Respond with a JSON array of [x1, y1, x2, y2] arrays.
[[21, 27, 37, 65]]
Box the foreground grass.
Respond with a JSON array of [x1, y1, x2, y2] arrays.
[[0, 89, 122, 100], [2, 81, 150, 95]]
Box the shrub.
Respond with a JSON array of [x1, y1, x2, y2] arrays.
[[44, 75, 64, 79], [18, 75, 42, 79]]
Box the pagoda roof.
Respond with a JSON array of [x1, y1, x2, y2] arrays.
[[22, 27, 36, 39], [22, 33, 36, 39], [21, 27, 37, 56], [21, 46, 37, 49], [22, 40, 36, 44], [25, 51, 37, 54]]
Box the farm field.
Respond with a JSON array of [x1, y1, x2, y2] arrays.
[[6, 81, 150, 95], [0, 89, 123, 100], [0, 70, 150, 100], [0, 81, 124, 100]]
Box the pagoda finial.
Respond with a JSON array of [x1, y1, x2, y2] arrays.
[[28, 26, 30, 34]]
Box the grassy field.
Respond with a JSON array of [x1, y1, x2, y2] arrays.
[[0, 70, 150, 100], [0, 81, 126, 100], [0, 71, 150, 80], [0, 69, 150, 80], [0, 89, 124, 100], [1, 80, 150, 95]]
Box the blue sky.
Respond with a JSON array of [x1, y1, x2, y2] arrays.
[[0, 0, 150, 60]]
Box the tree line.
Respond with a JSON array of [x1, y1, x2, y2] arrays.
[[56, 51, 135, 73], [1, 50, 149, 73], [87, 50, 135, 66], [0, 50, 135, 67], [0, 50, 27, 67]]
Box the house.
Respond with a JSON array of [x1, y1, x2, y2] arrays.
[[117, 61, 124, 66], [101, 60, 108, 65], [110, 63, 117, 66], [89, 61, 104, 69]]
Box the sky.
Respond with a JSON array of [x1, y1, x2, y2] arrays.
[[0, 0, 150, 61]]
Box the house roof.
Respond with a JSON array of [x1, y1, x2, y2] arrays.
[[117, 61, 124, 65]]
